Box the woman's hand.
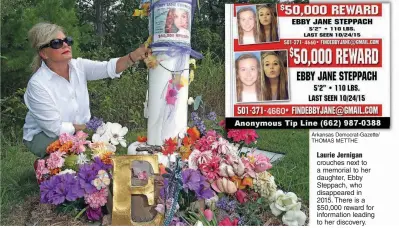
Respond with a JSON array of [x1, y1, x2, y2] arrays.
[[130, 45, 152, 63], [116, 45, 152, 73], [73, 124, 86, 132]]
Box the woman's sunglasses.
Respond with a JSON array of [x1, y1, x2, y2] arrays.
[[39, 37, 73, 50]]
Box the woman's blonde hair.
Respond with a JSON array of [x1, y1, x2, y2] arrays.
[[261, 51, 288, 100], [237, 7, 259, 44], [257, 5, 279, 42], [235, 53, 263, 102], [28, 22, 65, 73]]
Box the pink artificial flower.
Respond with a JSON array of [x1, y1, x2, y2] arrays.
[[227, 129, 258, 144], [199, 157, 220, 180], [84, 188, 108, 209], [155, 204, 165, 214], [75, 131, 88, 140], [188, 149, 213, 169], [166, 87, 178, 105], [138, 171, 148, 180], [212, 137, 230, 155], [236, 190, 248, 204], [71, 140, 87, 154], [241, 157, 256, 178], [195, 131, 219, 152], [254, 154, 272, 172], [46, 151, 66, 170], [35, 159, 49, 180], [59, 133, 74, 144], [203, 209, 213, 221]]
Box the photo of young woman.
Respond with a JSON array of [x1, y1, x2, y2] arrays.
[[236, 6, 259, 45], [257, 4, 279, 43], [261, 51, 289, 101], [164, 8, 190, 36], [235, 52, 264, 102]]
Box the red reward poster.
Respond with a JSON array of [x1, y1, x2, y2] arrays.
[[225, 3, 390, 129]]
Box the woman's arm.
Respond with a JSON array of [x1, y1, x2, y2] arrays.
[[80, 46, 151, 81], [116, 46, 150, 73]]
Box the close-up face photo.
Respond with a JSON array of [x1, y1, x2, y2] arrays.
[[174, 9, 188, 29], [263, 54, 281, 79], [40, 31, 73, 62], [239, 10, 256, 32], [258, 7, 272, 26], [238, 57, 259, 86]]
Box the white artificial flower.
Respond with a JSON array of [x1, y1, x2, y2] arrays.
[[282, 203, 307, 226], [76, 153, 90, 165], [157, 152, 177, 168], [109, 123, 128, 147], [57, 169, 76, 175], [194, 221, 203, 226], [187, 97, 194, 105], [269, 190, 300, 216], [205, 194, 219, 210], [92, 123, 111, 143], [178, 128, 187, 139]]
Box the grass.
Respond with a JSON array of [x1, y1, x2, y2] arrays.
[[0, 138, 39, 224], [256, 129, 309, 202]]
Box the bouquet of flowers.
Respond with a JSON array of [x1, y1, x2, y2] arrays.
[[35, 117, 128, 222], [150, 111, 307, 226]]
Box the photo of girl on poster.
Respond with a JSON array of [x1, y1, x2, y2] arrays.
[[235, 52, 264, 102], [257, 4, 279, 43], [261, 51, 289, 101], [236, 6, 259, 45], [164, 8, 190, 36]]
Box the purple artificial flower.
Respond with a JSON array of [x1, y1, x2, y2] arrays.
[[160, 178, 169, 199], [78, 163, 99, 194], [195, 183, 214, 199], [86, 117, 103, 131], [170, 217, 187, 226], [93, 156, 112, 171], [191, 112, 200, 121], [207, 112, 217, 121], [40, 175, 61, 204], [182, 169, 202, 192], [216, 197, 237, 212], [40, 174, 84, 205], [86, 207, 103, 221]]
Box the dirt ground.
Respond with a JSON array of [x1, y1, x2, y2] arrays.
[[1, 195, 309, 226], [0, 195, 106, 226]]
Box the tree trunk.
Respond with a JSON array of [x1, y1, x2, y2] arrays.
[[94, 0, 104, 46]]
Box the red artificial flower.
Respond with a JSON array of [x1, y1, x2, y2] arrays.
[[137, 135, 147, 142], [227, 129, 258, 144], [219, 119, 226, 129], [162, 137, 177, 156], [219, 217, 239, 226], [236, 189, 248, 204]]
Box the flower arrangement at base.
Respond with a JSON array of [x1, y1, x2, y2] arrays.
[[35, 117, 128, 222], [149, 110, 308, 226]]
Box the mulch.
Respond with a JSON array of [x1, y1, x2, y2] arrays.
[[2, 195, 309, 226], [1, 195, 103, 226]]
